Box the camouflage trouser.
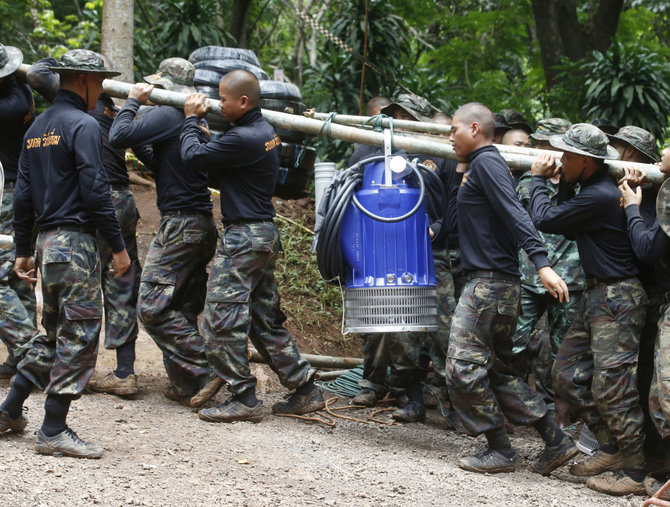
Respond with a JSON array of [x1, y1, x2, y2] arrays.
[[445, 277, 547, 436], [96, 186, 141, 349], [425, 248, 456, 381], [448, 248, 466, 300], [511, 289, 583, 405], [359, 332, 390, 394], [137, 212, 217, 391], [649, 300, 670, 441], [359, 332, 425, 394], [553, 277, 648, 467], [18, 229, 102, 395], [202, 221, 311, 397], [0, 186, 38, 361]]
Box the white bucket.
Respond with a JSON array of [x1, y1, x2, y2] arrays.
[[313, 162, 336, 212]]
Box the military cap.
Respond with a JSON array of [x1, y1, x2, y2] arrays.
[[48, 49, 121, 77], [590, 118, 619, 135], [0, 44, 23, 78], [144, 58, 196, 95], [381, 94, 432, 122], [494, 113, 511, 130], [608, 125, 659, 162], [503, 110, 532, 134], [530, 118, 571, 141], [549, 122, 619, 159]]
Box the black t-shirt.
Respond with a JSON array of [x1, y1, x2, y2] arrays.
[[0, 75, 34, 182], [14, 90, 124, 256], [530, 170, 639, 280], [109, 98, 212, 213], [180, 106, 279, 222], [457, 145, 548, 275]]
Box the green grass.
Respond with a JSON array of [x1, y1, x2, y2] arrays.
[[274, 216, 347, 344]]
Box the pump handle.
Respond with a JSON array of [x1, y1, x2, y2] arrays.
[[350, 155, 426, 223]]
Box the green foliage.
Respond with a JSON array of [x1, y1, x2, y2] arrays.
[[133, 0, 234, 81], [581, 42, 670, 140], [0, 0, 101, 62], [301, 0, 412, 164], [274, 216, 343, 341]]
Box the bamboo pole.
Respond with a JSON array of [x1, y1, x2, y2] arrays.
[[304, 109, 453, 135], [16, 63, 666, 183], [248, 347, 362, 369]]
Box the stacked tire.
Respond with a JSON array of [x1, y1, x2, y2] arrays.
[[189, 45, 315, 197]]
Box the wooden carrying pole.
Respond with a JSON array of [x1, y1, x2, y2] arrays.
[[16, 63, 666, 183]]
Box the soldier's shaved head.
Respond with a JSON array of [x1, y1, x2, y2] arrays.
[[220, 70, 260, 106], [453, 102, 495, 140]]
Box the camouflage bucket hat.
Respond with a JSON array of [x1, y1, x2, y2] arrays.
[[504, 110, 532, 134], [549, 123, 619, 160], [591, 118, 619, 135], [48, 49, 121, 77], [380, 93, 432, 122], [144, 58, 196, 94], [494, 113, 511, 130], [530, 118, 572, 141], [608, 125, 659, 162], [0, 44, 23, 78]]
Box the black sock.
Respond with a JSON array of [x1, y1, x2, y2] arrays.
[[296, 380, 316, 396], [114, 342, 136, 379], [41, 394, 72, 437], [623, 466, 645, 482], [0, 372, 33, 418], [533, 414, 565, 447], [485, 426, 513, 454], [235, 390, 259, 408], [405, 382, 423, 403]]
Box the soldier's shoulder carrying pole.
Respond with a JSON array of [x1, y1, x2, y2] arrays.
[[17, 63, 666, 184]]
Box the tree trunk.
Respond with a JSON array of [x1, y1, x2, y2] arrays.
[[100, 0, 134, 83], [230, 0, 253, 47], [531, 0, 623, 90]]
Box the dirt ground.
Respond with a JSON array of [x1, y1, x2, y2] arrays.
[[0, 180, 647, 506]]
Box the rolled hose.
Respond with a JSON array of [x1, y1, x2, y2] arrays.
[[315, 155, 429, 283]]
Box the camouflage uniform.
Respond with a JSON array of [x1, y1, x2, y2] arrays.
[[426, 248, 456, 380], [446, 277, 547, 435], [18, 229, 103, 395], [649, 300, 670, 440], [358, 332, 390, 395], [553, 277, 648, 466], [514, 171, 585, 404], [0, 185, 38, 360], [137, 212, 217, 391], [97, 186, 140, 350], [202, 221, 312, 396]]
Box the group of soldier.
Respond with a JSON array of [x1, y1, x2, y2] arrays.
[[347, 94, 670, 498], [1, 41, 670, 500], [0, 45, 324, 459]]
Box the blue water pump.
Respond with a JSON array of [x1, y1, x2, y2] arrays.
[[337, 142, 438, 334]]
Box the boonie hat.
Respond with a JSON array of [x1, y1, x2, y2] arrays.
[[608, 125, 659, 162], [0, 44, 23, 78], [503, 110, 532, 134], [549, 123, 619, 159], [530, 118, 571, 141], [591, 118, 619, 135], [494, 113, 511, 131], [48, 49, 121, 77], [381, 94, 432, 122], [144, 58, 196, 94]]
